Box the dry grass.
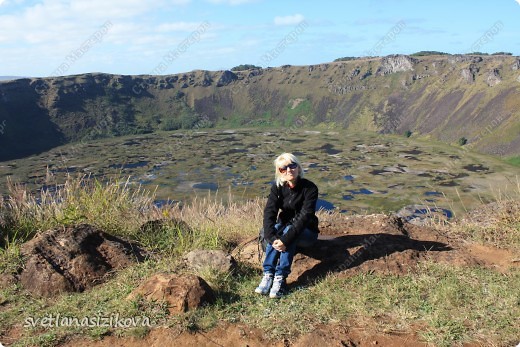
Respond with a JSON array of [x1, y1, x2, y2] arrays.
[[159, 189, 265, 245], [0, 173, 155, 246], [447, 176, 520, 251], [0, 174, 268, 255]]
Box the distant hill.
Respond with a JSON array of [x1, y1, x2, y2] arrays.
[[0, 76, 25, 81], [1, 54, 520, 161]]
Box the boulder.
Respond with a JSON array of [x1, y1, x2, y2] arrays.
[[184, 249, 237, 273], [127, 273, 215, 314], [19, 224, 145, 297]]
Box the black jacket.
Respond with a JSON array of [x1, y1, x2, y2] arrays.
[[263, 177, 319, 246]]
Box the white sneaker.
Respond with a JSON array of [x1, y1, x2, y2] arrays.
[[254, 273, 273, 295], [269, 275, 288, 298]]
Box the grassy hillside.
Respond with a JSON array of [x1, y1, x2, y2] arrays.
[[0, 174, 518, 346], [1, 54, 520, 161]]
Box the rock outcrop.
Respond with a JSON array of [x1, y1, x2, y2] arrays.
[[127, 273, 215, 314], [19, 224, 145, 297], [376, 55, 418, 75], [486, 69, 501, 86], [216, 70, 238, 87], [461, 63, 480, 83]]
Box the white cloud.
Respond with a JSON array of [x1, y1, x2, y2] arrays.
[[274, 14, 304, 26], [0, 0, 198, 76], [516, 0, 520, 5]]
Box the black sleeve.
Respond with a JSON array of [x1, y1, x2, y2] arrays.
[[262, 183, 281, 244], [280, 182, 318, 245]]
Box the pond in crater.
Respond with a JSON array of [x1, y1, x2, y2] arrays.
[[192, 182, 219, 191], [316, 199, 335, 211], [347, 188, 373, 195]]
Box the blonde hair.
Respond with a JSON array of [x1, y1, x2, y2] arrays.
[[274, 152, 303, 187]]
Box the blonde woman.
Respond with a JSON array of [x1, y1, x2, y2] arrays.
[[255, 153, 319, 298]]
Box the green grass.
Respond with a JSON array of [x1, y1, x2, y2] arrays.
[[284, 99, 314, 126], [1, 169, 519, 347], [505, 156, 520, 167], [2, 128, 518, 220], [5, 259, 516, 346], [209, 263, 519, 346]]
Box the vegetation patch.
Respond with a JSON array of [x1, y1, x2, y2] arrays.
[[505, 156, 520, 167]]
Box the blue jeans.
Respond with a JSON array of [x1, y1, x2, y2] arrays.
[[263, 223, 318, 277]]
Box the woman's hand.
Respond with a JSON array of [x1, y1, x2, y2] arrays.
[[273, 239, 286, 252]]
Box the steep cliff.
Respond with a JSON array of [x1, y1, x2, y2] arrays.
[[1, 54, 519, 161]]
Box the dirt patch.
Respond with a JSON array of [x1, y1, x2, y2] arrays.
[[234, 213, 517, 286], [466, 243, 519, 273], [293, 324, 428, 347], [59, 322, 429, 347], [61, 324, 275, 347], [316, 214, 518, 273], [0, 325, 23, 347], [287, 215, 481, 286]]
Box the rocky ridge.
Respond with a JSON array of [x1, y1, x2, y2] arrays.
[[1, 54, 520, 161]]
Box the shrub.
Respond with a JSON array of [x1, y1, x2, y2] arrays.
[[333, 56, 358, 62], [458, 137, 468, 146], [411, 51, 450, 56], [160, 117, 181, 131], [231, 64, 261, 71]]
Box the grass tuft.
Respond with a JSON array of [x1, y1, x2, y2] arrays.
[[448, 176, 520, 250]]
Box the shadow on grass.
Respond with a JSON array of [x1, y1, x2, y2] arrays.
[[291, 233, 452, 289]]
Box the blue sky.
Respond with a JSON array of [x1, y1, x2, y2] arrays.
[[1, 0, 519, 77]]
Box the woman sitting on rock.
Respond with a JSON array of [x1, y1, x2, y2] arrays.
[[255, 152, 319, 298]]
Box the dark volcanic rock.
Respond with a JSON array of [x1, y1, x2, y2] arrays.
[[216, 70, 238, 87], [20, 224, 145, 297]]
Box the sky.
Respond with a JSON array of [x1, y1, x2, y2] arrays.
[[1, 0, 520, 77]]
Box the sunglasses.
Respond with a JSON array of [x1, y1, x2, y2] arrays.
[[279, 162, 298, 172]]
